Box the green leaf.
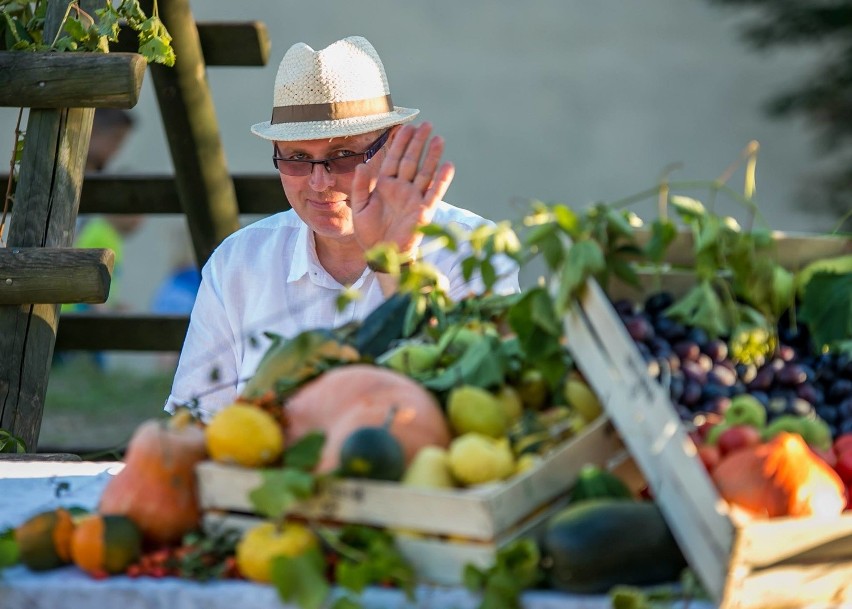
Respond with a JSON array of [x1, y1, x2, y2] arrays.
[[283, 431, 325, 471], [552, 204, 581, 237], [330, 595, 364, 609], [0, 529, 20, 569], [605, 208, 636, 240], [461, 256, 478, 282], [669, 195, 706, 221], [480, 258, 497, 291], [799, 272, 852, 352], [556, 239, 606, 308], [270, 547, 329, 609], [695, 215, 721, 254], [644, 219, 677, 264], [463, 564, 487, 591], [138, 35, 176, 66], [422, 334, 505, 391], [248, 468, 316, 519]]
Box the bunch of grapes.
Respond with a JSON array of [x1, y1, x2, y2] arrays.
[[613, 292, 852, 441]]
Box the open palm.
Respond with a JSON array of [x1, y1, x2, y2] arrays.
[[350, 123, 455, 259]]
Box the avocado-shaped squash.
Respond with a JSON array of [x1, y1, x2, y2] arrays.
[[542, 499, 686, 594], [14, 508, 76, 571], [284, 364, 450, 473], [70, 514, 142, 576], [98, 409, 207, 545], [339, 425, 406, 481]]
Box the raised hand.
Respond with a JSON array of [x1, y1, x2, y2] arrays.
[[350, 122, 455, 259]]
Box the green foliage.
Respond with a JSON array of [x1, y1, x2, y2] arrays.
[[0, 0, 174, 66], [248, 433, 324, 519], [799, 271, 852, 356], [270, 547, 330, 609], [463, 538, 543, 609], [0, 528, 20, 570]]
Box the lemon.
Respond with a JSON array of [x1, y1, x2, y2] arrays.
[[448, 433, 515, 486], [205, 403, 285, 467], [235, 521, 317, 583]]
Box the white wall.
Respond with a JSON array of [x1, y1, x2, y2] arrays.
[[1, 0, 837, 317]]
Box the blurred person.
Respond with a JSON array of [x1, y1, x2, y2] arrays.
[[165, 36, 519, 417]]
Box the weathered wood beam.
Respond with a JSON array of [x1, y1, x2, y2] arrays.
[[56, 313, 189, 351], [141, 0, 241, 265], [0, 248, 113, 305], [112, 21, 271, 67], [0, 52, 146, 109], [1, 174, 290, 215]]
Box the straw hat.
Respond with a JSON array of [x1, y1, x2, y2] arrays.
[[251, 36, 419, 142]]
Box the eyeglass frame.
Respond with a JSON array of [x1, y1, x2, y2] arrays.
[[271, 129, 391, 176]]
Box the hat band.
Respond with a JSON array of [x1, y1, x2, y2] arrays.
[[271, 95, 393, 124]]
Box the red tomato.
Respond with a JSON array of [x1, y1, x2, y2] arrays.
[[697, 444, 721, 474], [834, 433, 852, 457], [716, 425, 762, 458], [834, 449, 852, 486]]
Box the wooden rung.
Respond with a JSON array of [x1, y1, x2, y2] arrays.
[[56, 312, 189, 351], [111, 21, 271, 67], [0, 248, 113, 305], [0, 52, 146, 109], [79, 174, 288, 215]]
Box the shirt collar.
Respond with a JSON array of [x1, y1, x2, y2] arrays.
[[286, 220, 312, 283]]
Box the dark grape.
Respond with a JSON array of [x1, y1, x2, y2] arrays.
[[749, 390, 770, 408], [786, 398, 814, 418], [708, 365, 737, 388], [696, 354, 714, 374], [702, 339, 728, 364], [777, 344, 796, 362], [736, 362, 758, 384], [795, 382, 823, 406], [702, 383, 731, 402], [837, 354, 852, 380], [704, 396, 731, 416], [613, 298, 636, 318], [686, 327, 709, 346], [644, 291, 676, 318], [838, 397, 852, 420], [654, 317, 687, 343], [681, 381, 702, 407], [828, 379, 852, 404], [816, 404, 839, 425], [681, 360, 707, 385], [838, 418, 852, 436], [674, 340, 700, 363], [649, 337, 673, 358], [747, 366, 775, 392], [669, 375, 685, 402], [776, 363, 807, 387]]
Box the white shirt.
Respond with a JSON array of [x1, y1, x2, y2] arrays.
[[165, 202, 519, 417]]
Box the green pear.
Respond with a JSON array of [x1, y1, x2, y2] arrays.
[[447, 385, 509, 438], [378, 342, 442, 375], [401, 446, 455, 489], [563, 376, 603, 423], [448, 433, 515, 486], [496, 385, 524, 422]]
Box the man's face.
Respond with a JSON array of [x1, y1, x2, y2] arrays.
[[273, 129, 390, 242]]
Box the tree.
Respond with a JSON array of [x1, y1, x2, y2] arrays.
[[705, 0, 852, 227]]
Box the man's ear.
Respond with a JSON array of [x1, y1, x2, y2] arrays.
[[386, 124, 402, 144]]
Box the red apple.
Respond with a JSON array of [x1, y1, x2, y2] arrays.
[[716, 424, 762, 458]]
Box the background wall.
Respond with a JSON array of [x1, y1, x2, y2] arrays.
[[0, 0, 838, 318]]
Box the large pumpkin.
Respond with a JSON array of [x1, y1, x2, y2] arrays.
[[284, 364, 450, 473], [98, 410, 207, 545]]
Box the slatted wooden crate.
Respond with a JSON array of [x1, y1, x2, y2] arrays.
[[196, 415, 626, 585], [562, 231, 852, 609]]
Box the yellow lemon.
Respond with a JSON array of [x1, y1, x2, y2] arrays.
[[205, 403, 284, 467], [235, 521, 317, 583]]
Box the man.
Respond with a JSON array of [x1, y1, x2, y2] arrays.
[[165, 36, 519, 416]]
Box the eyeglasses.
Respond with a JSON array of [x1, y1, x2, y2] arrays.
[[272, 130, 391, 176]]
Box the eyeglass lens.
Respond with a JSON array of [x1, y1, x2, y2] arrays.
[[272, 129, 391, 176]]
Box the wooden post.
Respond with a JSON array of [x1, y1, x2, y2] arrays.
[[0, 0, 97, 451], [142, 0, 241, 266]]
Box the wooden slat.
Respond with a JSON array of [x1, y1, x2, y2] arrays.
[[0, 52, 146, 109], [111, 21, 270, 67], [1, 174, 289, 215], [141, 0, 241, 265], [56, 313, 189, 351], [0, 248, 113, 305]]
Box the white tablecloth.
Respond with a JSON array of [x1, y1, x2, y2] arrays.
[[0, 461, 712, 609]]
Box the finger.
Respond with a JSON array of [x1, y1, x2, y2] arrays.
[[396, 123, 432, 182], [379, 123, 415, 177], [424, 161, 455, 205], [350, 163, 373, 212], [413, 135, 445, 193]]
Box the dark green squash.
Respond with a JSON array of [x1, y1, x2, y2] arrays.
[[541, 499, 687, 594], [339, 426, 406, 482]]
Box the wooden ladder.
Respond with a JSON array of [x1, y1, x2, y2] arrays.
[[0, 0, 286, 451]]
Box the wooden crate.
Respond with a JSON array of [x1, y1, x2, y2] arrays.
[[196, 415, 626, 585], [562, 231, 852, 609], [607, 230, 852, 300]]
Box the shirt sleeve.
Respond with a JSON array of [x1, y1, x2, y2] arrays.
[[164, 258, 241, 420]]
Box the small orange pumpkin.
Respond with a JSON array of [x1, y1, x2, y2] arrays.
[[98, 410, 207, 545], [284, 364, 451, 473], [71, 514, 141, 575], [14, 508, 76, 571]]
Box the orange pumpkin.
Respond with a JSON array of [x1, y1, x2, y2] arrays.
[[284, 364, 450, 473], [71, 514, 141, 575], [712, 432, 846, 519], [98, 410, 207, 545]]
